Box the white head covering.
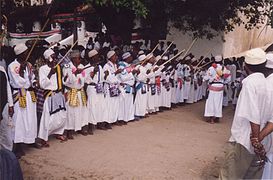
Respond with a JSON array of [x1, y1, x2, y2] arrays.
[[185, 56, 191, 61], [103, 42, 110, 48], [43, 49, 55, 62], [191, 58, 197, 63], [266, 53, 273, 69], [107, 50, 115, 59], [245, 48, 266, 65], [122, 52, 131, 60], [215, 55, 222, 62], [155, 55, 161, 61], [88, 50, 98, 58], [14, 43, 28, 55], [138, 50, 145, 56], [162, 56, 168, 61], [138, 54, 146, 62]]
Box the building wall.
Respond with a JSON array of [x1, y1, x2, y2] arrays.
[[166, 17, 273, 58]]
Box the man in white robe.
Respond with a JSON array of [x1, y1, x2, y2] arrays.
[[63, 50, 88, 139], [85, 50, 107, 131], [0, 66, 14, 151], [220, 48, 268, 179], [103, 51, 122, 127], [117, 52, 135, 123], [259, 53, 273, 179], [38, 49, 67, 145], [8, 43, 37, 158], [134, 55, 149, 118], [203, 55, 230, 123]]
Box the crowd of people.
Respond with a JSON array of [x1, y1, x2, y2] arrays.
[[0, 32, 257, 177]]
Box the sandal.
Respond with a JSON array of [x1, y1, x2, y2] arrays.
[[56, 135, 68, 142]]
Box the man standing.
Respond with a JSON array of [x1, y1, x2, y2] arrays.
[[220, 48, 268, 179], [38, 49, 67, 145], [103, 51, 122, 127], [117, 52, 136, 123], [8, 43, 37, 158], [0, 65, 14, 151], [203, 55, 230, 123], [63, 50, 88, 139], [85, 49, 106, 131]]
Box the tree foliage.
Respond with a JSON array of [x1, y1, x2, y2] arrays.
[[84, 0, 273, 39]]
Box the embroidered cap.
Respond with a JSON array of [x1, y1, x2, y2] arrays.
[[215, 55, 222, 62], [88, 50, 98, 58], [138, 54, 146, 62], [14, 43, 28, 55], [107, 50, 115, 59], [43, 49, 55, 62], [245, 48, 266, 65], [122, 52, 131, 60]]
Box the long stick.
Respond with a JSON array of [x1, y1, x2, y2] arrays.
[[151, 43, 160, 54], [139, 43, 160, 66], [194, 47, 215, 73], [54, 39, 79, 67], [197, 61, 213, 70], [161, 49, 185, 67], [161, 41, 174, 57], [179, 38, 198, 61], [25, 1, 56, 62]]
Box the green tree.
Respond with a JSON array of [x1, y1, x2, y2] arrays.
[[84, 0, 273, 40]]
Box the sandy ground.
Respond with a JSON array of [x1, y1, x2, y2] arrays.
[[20, 101, 234, 180]]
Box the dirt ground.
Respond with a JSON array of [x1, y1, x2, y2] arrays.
[[20, 101, 234, 180]]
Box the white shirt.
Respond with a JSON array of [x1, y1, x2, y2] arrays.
[[62, 62, 85, 89], [229, 72, 268, 154], [39, 64, 58, 91]]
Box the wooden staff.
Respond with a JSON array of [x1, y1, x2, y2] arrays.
[[25, 1, 56, 62], [161, 41, 174, 57], [193, 47, 215, 73], [151, 43, 160, 54], [179, 38, 198, 61], [54, 39, 79, 67], [160, 49, 185, 67], [152, 41, 174, 66], [196, 61, 213, 70]]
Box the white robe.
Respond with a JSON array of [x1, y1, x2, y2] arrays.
[[145, 63, 156, 113], [63, 62, 88, 131], [38, 65, 66, 141], [0, 67, 14, 150], [85, 64, 106, 125], [261, 73, 273, 179], [134, 65, 148, 116], [8, 60, 37, 144], [229, 73, 268, 154], [117, 62, 135, 122], [103, 61, 120, 123]]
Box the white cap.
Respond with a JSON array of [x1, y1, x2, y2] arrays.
[[266, 53, 273, 69], [88, 50, 98, 58], [185, 56, 191, 61], [43, 49, 55, 61], [107, 50, 115, 59], [155, 55, 161, 61], [138, 50, 145, 56], [215, 55, 222, 62], [245, 48, 266, 65], [162, 56, 168, 61], [122, 52, 131, 60], [191, 58, 197, 63], [103, 42, 110, 48], [59, 45, 66, 50], [14, 43, 28, 55], [138, 54, 146, 62]]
